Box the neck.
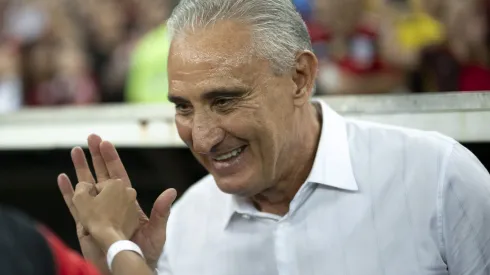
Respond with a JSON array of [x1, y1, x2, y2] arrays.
[[252, 102, 322, 216]]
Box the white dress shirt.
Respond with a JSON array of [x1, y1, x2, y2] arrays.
[[157, 100, 490, 275]]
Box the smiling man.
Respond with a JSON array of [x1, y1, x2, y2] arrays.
[[166, 19, 319, 206], [59, 0, 490, 274], [157, 0, 490, 274]]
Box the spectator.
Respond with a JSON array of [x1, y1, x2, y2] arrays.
[[0, 0, 488, 110], [0, 206, 101, 275], [0, 40, 22, 113], [125, 0, 179, 103], [125, 23, 171, 103]]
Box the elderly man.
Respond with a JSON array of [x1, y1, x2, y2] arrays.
[[59, 0, 490, 274]]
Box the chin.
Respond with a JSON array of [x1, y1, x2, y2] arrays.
[[213, 174, 258, 196]]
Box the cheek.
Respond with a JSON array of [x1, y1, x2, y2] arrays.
[[175, 117, 193, 146], [220, 107, 260, 138], [222, 108, 275, 156]]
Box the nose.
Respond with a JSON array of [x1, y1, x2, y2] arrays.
[[191, 111, 225, 154]]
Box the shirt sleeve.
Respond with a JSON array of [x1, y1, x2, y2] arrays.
[[40, 226, 102, 275], [441, 143, 490, 275]]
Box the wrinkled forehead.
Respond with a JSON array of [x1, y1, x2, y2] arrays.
[[168, 21, 271, 92], [170, 20, 254, 64]]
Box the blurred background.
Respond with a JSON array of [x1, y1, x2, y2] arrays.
[[0, 0, 488, 113], [0, 0, 489, 252]]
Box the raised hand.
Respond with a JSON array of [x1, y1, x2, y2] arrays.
[[58, 150, 110, 274], [58, 134, 177, 272], [72, 180, 140, 251]]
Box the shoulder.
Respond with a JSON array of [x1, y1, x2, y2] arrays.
[[442, 143, 490, 205], [345, 118, 457, 159], [0, 207, 57, 275], [344, 119, 460, 198], [439, 143, 490, 270]]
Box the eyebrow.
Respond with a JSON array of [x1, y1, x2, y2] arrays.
[[168, 87, 249, 103], [167, 95, 188, 104], [201, 87, 249, 101]]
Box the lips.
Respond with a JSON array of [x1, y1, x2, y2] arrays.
[[209, 145, 249, 176], [213, 146, 244, 161]]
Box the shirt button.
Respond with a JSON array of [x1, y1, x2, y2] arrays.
[[242, 214, 251, 220]]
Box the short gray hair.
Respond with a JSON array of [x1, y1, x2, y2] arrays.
[[167, 0, 312, 75]]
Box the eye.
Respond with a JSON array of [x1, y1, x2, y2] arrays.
[[214, 97, 233, 108], [175, 103, 193, 115]]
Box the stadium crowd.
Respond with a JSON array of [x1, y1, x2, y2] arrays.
[[0, 0, 488, 114]]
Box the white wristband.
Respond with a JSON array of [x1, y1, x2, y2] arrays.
[[106, 240, 145, 272]]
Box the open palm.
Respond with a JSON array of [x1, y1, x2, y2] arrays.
[[58, 134, 176, 273]]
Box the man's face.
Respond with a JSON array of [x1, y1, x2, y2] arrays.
[[168, 21, 300, 196]]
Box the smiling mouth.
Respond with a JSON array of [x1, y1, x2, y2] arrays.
[[212, 146, 247, 161]]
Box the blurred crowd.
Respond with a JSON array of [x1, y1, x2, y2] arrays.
[[0, 0, 489, 113], [303, 0, 490, 94], [0, 0, 176, 113]]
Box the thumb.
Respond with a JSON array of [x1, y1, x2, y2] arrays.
[[148, 188, 177, 236]]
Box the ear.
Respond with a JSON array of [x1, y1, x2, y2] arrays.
[[292, 50, 318, 106]]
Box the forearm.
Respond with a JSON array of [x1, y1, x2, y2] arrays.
[[82, 252, 111, 275], [92, 227, 154, 275], [112, 251, 154, 275]]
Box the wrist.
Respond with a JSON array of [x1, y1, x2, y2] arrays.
[[91, 226, 126, 252], [106, 240, 145, 272]]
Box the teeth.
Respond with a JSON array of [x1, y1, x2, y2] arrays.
[[215, 147, 243, 161]]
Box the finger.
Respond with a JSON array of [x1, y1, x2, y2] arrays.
[[94, 179, 124, 194], [95, 181, 135, 208], [73, 182, 95, 208], [96, 179, 124, 195], [95, 181, 107, 194], [57, 174, 78, 221], [148, 188, 177, 234], [71, 147, 95, 184], [87, 134, 111, 182], [99, 141, 131, 187], [126, 187, 137, 202]]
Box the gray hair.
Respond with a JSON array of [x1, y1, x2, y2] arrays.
[[167, 0, 313, 75]]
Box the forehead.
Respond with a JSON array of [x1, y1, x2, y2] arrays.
[[171, 20, 253, 62], [168, 21, 271, 94]]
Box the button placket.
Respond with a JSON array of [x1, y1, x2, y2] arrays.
[[274, 219, 293, 275]]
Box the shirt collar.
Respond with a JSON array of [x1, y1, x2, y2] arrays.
[[223, 100, 358, 228], [306, 99, 358, 191]]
